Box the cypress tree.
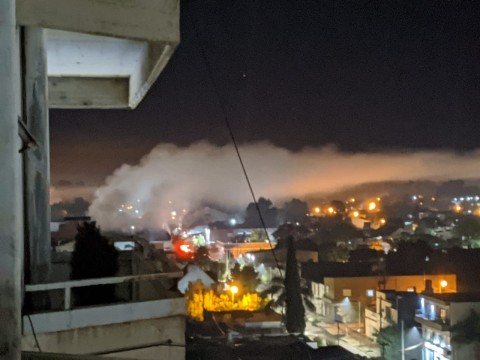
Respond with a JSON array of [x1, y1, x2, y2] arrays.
[[284, 236, 305, 333]]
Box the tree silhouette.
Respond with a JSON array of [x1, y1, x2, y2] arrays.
[[262, 237, 314, 333], [243, 197, 279, 228], [452, 309, 480, 345], [376, 325, 402, 360], [248, 229, 268, 243], [230, 263, 260, 293], [455, 217, 480, 247], [282, 198, 309, 224], [71, 222, 118, 306], [284, 236, 306, 333]]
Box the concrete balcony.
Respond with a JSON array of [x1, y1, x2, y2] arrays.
[[17, 0, 180, 109], [22, 272, 186, 359], [415, 310, 450, 331]]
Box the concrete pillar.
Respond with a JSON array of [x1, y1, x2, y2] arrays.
[[23, 27, 51, 288], [0, 0, 24, 358]]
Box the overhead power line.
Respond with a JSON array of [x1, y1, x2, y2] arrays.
[[186, 0, 283, 279]]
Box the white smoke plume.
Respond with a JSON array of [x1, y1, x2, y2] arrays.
[[89, 142, 480, 231]]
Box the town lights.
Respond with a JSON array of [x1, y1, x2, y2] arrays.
[[327, 206, 335, 215], [368, 201, 376, 211], [313, 207, 321, 214], [454, 205, 462, 213], [380, 218, 386, 225], [353, 211, 359, 217], [440, 280, 448, 293]]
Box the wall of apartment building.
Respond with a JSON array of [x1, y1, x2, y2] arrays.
[[325, 274, 457, 306], [23, 315, 185, 359]]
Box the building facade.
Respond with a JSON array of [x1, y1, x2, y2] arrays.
[[416, 293, 480, 360], [312, 274, 457, 323]]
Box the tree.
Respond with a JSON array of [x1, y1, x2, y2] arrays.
[[273, 223, 311, 247], [309, 218, 362, 244], [261, 237, 315, 333], [317, 242, 349, 262], [230, 263, 260, 293], [386, 239, 433, 275], [451, 309, 480, 345], [248, 229, 268, 243], [329, 200, 346, 216], [71, 222, 118, 306], [243, 197, 279, 228], [282, 198, 309, 224], [194, 246, 210, 267], [284, 236, 308, 333], [376, 325, 402, 360], [455, 217, 480, 247], [349, 247, 382, 263]]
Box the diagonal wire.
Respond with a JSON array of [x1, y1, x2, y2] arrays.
[[186, 0, 283, 279]]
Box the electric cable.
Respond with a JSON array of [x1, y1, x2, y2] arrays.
[[27, 314, 42, 352], [186, 0, 283, 279]]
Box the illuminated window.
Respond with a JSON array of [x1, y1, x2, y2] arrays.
[[440, 308, 447, 322], [343, 289, 352, 297], [367, 289, 374, 297]]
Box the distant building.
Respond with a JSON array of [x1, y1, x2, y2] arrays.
[[365, 290, 418, 337], [309, 273, 456, 323], [416, 292, 480, 360], [365, 290, 422, 360]]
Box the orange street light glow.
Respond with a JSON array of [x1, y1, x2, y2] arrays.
[[230, 285, 239, 303], [440, 280, 448, 288], [380, 218, 386, 225], [327, 206, 335, 214], [314, 207, 321, 214], [454, 205, 462, 213], [368, 202, 376, 211]]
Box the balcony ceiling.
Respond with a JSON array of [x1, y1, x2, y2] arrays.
[[17, 0, 180, 109]]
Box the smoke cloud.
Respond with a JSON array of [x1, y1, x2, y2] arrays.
[[89, 142, 480, 231]]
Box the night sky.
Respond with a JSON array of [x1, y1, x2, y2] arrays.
[[50, 0, 480, 186]]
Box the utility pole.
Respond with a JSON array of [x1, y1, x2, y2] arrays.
[[337, 320, 340, 345], [358, 301, 362, 325], [401, 320, 406, 360]]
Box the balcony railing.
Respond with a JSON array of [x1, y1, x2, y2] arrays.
[[415, 310, 450, 331], [23, 272, 186, 338], [25, 271, 183, 311]]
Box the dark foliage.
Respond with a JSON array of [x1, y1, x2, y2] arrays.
[[376, 325, 401, 360], [451, 309, 480, 345], [284, 237, 306, 333], [71, 222, 118, 306], [243, 197, 279, 228], [282, 198, 309, 224], [230, 264, 260, 293]]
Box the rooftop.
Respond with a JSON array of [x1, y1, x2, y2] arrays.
[[422, 292, 480, 304]]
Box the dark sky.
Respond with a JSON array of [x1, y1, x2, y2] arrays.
[[50, 0, 480, 185]]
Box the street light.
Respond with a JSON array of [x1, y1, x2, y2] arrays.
[[440, 280, 448, 293], [230, 285, 238, 303]]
